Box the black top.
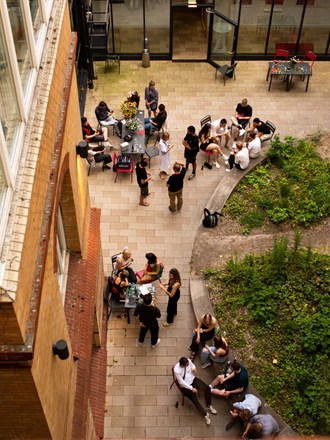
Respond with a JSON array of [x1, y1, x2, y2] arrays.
[[152, 110, 167, 129], [134, 303, 161, 327], [225, 364, 249, 392], [136, 163, 148, 188], [95, 104, 111, 121], [257, 121, 271, 135], [184, 134, 199, 159], [235, 103, 252, 118], [167, 168, 186, 192]]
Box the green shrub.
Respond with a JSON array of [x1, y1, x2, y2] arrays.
[[205, 239, 330, 435]]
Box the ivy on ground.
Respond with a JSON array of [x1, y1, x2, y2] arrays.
[[223, 136, 330, 234], [204, 235, 330, 435]]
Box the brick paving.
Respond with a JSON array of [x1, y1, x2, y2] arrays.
[[84, 60, 329, 439]]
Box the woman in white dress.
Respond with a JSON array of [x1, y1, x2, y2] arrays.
[[159, 132, 175, 179]]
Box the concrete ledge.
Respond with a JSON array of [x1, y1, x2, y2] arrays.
[[190, 152, 295, 437]]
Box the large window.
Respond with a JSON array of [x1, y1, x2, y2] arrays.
[[56, 208, 70, 302], [0, 0, 53, 253]]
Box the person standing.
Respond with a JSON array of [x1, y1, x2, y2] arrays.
[[136, 159, 151, 207], [173, 357, 217, 426], [167, 162, 186, 213], [159, 268, 181, 327], [144, 80, 159, 117], [159, 132, 175, 179], [134, 293, 161, 348], [182, 125, 199, 180]]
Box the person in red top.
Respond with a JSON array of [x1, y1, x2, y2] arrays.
[[81, 117, 113, 149]]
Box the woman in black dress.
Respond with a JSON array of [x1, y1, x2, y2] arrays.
[[159, 268, 181, 327]]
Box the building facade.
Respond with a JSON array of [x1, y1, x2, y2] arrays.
[[0, 0, 106, 438]]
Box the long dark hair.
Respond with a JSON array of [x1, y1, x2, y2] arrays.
[[214, 335, 228, 350], [169, 268, 181, 286], [198, 122, 211, 140], [145, 252, 157, 264]]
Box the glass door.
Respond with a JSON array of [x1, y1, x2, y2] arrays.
[[209, 11, 237, 67]]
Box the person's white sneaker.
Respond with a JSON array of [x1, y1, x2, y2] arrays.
[[232, 141, 237, 150], [215, 162, 220, 169], [204, 413, 211, 425], [151, 338, 161, 348], [137, 340, 143, 347], [225, 160, 229, 167], [207, 405, 217, 415], [225, 169, 232, 173], [222, 154, 229, 160]]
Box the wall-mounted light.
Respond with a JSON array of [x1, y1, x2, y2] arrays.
[[52, 339, 70, 360], [206, 7, 214, 13], [188, 0, 197, 7]]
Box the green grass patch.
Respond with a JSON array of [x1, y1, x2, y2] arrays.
[[222, 136, 330, 233], [204, 235, 330, 435]]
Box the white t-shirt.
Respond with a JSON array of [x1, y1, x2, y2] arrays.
[[248, 137, 261, 158], [235, 147, 250, 169], [211, 119, 229, 135]]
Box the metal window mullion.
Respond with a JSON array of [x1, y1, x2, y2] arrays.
[[0, 3, 27, 124], [0, 123, 14, 189], [20, 0, 38, 68]]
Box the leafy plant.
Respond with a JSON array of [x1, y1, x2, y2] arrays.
[[204, 239, 330, 435]]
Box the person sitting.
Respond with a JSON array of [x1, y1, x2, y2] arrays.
[[247, 118, 271, 143], [95, 100, 120, 136], [200, 334, 229, 368], [246, 131, 261, 158], [242, 413, 279, 439], [173, 356, 217, 426], [144, 104, 167, 136], [87, 145, 112, 170], [115, 247, 137, 283], [112, 270, 130, 303], [230, 98, 253, 143], [198, 123, 223, 169], [81, 116, 113, 149], [137, 253, 164, 285], [189, 313, 217, 360], [211, 118, 231, 148], [225, 393, 261, 431], [127, 90, 140, 108], [223, 141, 250, 172], [209, 359, 249, 397]]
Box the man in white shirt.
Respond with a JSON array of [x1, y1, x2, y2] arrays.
[[211, 118, 231, 148], [173, 357, 217, 425], [223, 142, 250, 172], [226, 393, 262, 431], [247, 132, 261, 158]]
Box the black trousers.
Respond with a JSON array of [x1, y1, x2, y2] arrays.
[[189, 328, 215, 354], [166, 291, 180, 324], [228, 153, 243, 170], [138, 325, 159, 346], [182, 377, 211, 416]]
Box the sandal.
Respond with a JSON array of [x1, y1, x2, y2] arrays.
[[190, 352, 196, 361]]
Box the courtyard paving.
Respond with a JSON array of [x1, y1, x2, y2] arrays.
[[84, 60, 329, 439]]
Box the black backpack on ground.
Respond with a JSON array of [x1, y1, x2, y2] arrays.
[[202, 208, 222, 228]]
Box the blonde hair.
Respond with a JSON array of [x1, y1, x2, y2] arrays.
[[122, 247, 131, 259]]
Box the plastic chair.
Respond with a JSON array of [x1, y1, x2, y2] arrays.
[[274, 49, 289, 61], [200, 115, 211, 127], [215, 63, 237, 86], [170, 366, 185, 406], [112, 152, 133, 182], [145, 145, 160, 168], [303, 50, 316, 75]]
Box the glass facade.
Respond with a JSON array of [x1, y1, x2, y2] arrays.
[[7, 0, 33, 93]]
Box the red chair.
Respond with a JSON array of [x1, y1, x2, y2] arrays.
[[303, 50, 316, 75], [112, 152, 133, 183], [135, 269, 145, 280], [170, 366, 185, 406], [274, 49, 289, 62]]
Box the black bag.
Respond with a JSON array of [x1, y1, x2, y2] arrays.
[[202, 208, 222, 228], [201, 161, 212, 170], [116, 155, 132, 169], [116, 120, 123, 138], [124, 134, 132, 142], [76, 140, 88, 158]]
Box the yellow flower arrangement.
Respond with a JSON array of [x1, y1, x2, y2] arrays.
[[120, 100, 137, 119]]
